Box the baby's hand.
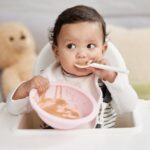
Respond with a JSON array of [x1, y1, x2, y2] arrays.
[[13, 76, 49, 100], [88, 59, 117, 83], [25, 75, 49, 95]]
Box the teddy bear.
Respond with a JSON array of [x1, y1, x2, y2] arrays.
[[0, 22, 37, 100]]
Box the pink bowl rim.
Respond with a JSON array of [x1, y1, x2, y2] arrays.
[[29, 82, 99, 125]]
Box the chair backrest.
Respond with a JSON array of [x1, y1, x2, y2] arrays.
[[33, 41, 127, 75]]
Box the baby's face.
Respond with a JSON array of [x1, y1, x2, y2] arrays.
[[54, 22, 107, 76]]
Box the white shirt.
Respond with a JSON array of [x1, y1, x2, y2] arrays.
[[7, 63, 138, 116]]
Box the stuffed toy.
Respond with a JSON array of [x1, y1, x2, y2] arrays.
[[0, 22, 37, 100]]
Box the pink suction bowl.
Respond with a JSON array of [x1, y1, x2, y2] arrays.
[[29, 83, 99, 130]]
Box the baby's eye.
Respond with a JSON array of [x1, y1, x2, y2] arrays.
[[67, 43, 76, 49], [87, 43, 96, 49]]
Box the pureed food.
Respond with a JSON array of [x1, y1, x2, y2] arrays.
[[76, 60, 88, 66], [38, 96, 80, 119]]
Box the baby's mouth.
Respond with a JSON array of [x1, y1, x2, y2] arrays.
[[75, 60, 93, 66], [75, 60, 88, 66]]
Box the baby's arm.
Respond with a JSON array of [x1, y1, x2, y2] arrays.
[[91, 64, 138, 113], [103, 73, 138, 114], [7, 75, 49, 115], [13, 76, 49, 100]]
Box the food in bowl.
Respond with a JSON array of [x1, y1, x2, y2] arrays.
[[38, 96, 80, 119]]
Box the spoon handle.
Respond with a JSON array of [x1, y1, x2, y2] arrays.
[[89, 63, 129, 74]]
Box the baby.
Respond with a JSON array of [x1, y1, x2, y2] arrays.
[[7, 5, 138, 128]]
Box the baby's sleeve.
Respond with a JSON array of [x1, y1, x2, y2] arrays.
[[6, 83, 32, 115], [103, 73, 138, 114]]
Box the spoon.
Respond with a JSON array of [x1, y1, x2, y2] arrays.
[[75, 63, 129, 74]]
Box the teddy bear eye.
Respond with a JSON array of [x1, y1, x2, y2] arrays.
[[20, 34, 26, 40], [9, 36, 14, 41]]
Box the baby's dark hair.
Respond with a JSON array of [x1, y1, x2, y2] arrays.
[[49, 5, 107, 49]]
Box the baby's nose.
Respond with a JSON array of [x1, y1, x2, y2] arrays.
[[76, 51, 87, 59]]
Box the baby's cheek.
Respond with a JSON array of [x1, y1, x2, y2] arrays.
[[89, 56, 99, 62], [93, 53, 103, 61]]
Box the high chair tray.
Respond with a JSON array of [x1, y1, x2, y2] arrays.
[[0, 100, 150, 150]]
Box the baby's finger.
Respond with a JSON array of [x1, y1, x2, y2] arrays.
[[87, 67, 103, 75], [98, 58, 109, 65], [42, 78, 50, 90], [38, 80, 50, 95], [37, 85, 47, 95]]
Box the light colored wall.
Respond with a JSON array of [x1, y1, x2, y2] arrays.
[[0, 0, 150, 52]]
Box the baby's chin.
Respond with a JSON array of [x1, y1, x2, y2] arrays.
[[74, 69, 92, 77]]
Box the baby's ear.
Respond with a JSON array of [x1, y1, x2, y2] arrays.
[[102, 42, 108, 54], [53, 45, 59, 57]]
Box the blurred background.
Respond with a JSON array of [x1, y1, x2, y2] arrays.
[[0, 0, 150, 100]]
